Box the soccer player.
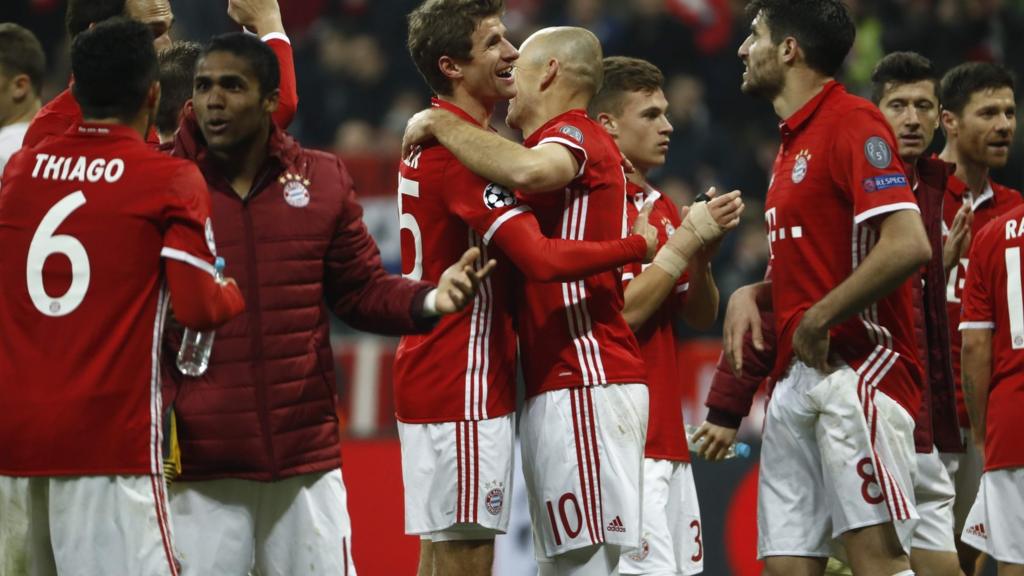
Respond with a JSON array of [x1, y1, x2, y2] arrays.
[[959, 184, 1024, 576], [401, 3, 663, 575], [936, 60, 1021, 576], [403, 26, 731, 575], [0, 19, 244, 575], [726, 1, 933, 574], [23, 0, 298, 147], [0, 23, 44, 172], [589, 55, 743, 576], [166, 33, 490, 576], [156, 42, 202, 145]]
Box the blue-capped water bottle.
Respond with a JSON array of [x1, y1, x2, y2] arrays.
[[176, 257, 225, 377], [685, 424, 752, 460]]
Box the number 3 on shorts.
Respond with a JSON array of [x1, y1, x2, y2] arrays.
[[26, 191, 91, 317]]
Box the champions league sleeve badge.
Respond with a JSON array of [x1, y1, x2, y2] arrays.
[[279, 173, 311, 208], [483, 182, 517, 210], [559, 125, 584, 144], [864, 136, 893, 169]]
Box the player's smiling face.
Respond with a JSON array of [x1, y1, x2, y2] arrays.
[[738, 12, 784, 100], [193, 51, 279, 153], [879, 80, 939, 163], [949, 87, 1017, 169], [606, 89, 673, 173], [459, 16, 518, 105], [125, 0, 174, 52]]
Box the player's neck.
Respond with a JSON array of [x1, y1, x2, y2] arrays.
[[209, 124, 271, 199], [0, 97, 40, 128], [626, 169, 649, 189], [772, 70, 830, 121], [520, 91, 590, 137], [444, 88, 495, 126], [940, 144, 989, 195], [80, 111, 151, 139], [900, 155, 920, 188]]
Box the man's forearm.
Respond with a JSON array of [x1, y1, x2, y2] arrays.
[[681, 260, 719, 330], [961, 329, 992, 443], [805, 210, 929, 330], [623, 266, 682, 331]]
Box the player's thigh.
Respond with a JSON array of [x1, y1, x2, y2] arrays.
[[758, 362, 831, 559], [763, 555, 828, 576], [400, 415, 514, 538], [431, 538, 495, 576], [998, 561, 1024, 576], [961, 469, 1024, 567], [255, 468, 356, 576], [169, 477, 258, 576], [812, 366, 916, 554], [0, 476, 57, 576], [49, 475, 178, 576], [912, 448, 957, 553]]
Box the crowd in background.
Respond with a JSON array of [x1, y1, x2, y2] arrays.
[[6, 0, 1024, 333]]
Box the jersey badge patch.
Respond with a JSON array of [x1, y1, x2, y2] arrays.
[[662, 217, 676, 237], [559, 125, 584, 144], [485, 481, 505, 515], [279, 173, 311, 208], [864, 136, 893, 169], [483, 182, 517, 209], [792, 149, 812, 183], [863, 173, 908, 193], [204, 218, 217, 256]]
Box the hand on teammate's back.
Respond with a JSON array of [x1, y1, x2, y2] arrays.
[[434, 247, 498, 315], [402, 108, 444, 159], [723, 284, 765, 376]]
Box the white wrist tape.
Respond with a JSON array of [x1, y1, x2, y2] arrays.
[[652, 244, 688, 279], [681, 201, 725, 247]]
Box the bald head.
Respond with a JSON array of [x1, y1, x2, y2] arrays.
[[520, 27, 603, 98]]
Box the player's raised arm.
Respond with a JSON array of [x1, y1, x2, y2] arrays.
[[227, 0, 298, 128]]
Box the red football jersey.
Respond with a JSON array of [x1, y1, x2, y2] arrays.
[[517, 109, 648, 397], [959, 202, 1024, 471], [623, 182, 691, 461], [765, 81, 923, 415], [393, 99, 528, 422], [942, 176, 1023, 426], [0, 123, 219, 476]]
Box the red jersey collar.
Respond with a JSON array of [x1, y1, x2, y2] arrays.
[[68, 121, 144, 142], [779, 80, 843, 139], [431, 97, 486, 128], [524, 109, 589, 146], [946, 172, 995, 209]]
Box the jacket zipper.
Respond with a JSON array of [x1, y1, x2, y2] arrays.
[[240, 166, 281, 479]]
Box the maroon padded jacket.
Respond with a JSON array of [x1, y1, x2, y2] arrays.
[[165, 114, 434, 481], [706, 157, 963, 454]]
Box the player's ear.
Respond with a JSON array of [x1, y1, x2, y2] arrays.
[[780, 37, 798, 65], [262, 88, 280, 115], [146, 81, 161, 115], [940, 108, 957, 137], [597, 112, 618, 136], [438, 56, 462, 82], [540, 58, 558, 90]]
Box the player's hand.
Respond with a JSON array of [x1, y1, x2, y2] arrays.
[[631, 202, 659, 262], [691, 421, 739, 461], [402, 108, 442, 160], [227, 0, 285, 36], [943, 203, 973, 275], [723, 284, 764, 376], [435, 247, 497, 314], [705, 188, 744, 232], [793, 307, 830, 372]]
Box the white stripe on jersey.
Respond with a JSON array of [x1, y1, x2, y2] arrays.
[[463, 231, 493, 420], [482, 205, 532, 245], [559, 189, 607, 387], [160, 247, 217, 276], [148, 285, 170, 475]]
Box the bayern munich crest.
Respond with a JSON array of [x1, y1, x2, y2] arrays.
[[628, 537, 650, 561], [483, 182, 517, 210], [791, 149, 812, 184], [204, 217, 217, 256], [484, 482, 505, 515], [280, 173, 311, 208]]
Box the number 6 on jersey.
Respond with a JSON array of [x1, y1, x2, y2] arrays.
[[26, 191, 91, 317]]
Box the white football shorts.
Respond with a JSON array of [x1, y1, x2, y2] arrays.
[[911, 446, 957, 552], [520, 383, 648, 558], [168, 468, 356, 576], [961, 468, 1024, 564], [398, 414, 514, 541], [0, 474, 179, 576], [758, 361, 918, 559], [939, 428, 984, 534], [619, 458, 704, 575]]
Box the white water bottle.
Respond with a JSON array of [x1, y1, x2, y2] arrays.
[[176, 257, 225, 377], [685, 424, 752, 460]]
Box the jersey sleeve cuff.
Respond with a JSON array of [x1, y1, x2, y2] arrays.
[[482, 205, 532, 245], [261, 32, 291, 45], [161, 247, 217, 277], [853, 202, 920, 225], [959, 320, 995, 331], [537, 137, 587, 179]]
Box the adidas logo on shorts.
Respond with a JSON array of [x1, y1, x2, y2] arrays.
[[607, 516, 626, 533], [966, 523, 988, 539]]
